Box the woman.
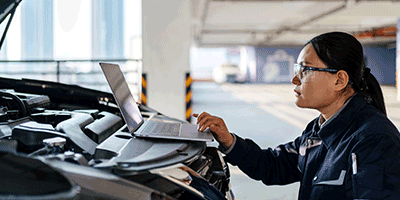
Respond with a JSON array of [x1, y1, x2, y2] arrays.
[[193, 32, 400, 200]]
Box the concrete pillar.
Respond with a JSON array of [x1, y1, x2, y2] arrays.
[[142, 0, 191, 120], [21, 0, 53, 60], [20, 0, 53, 79], [54, 0, 91, 59], [397, 18, 400, 101], [240, 46, 257, 83], [92, 0, 124, 59]]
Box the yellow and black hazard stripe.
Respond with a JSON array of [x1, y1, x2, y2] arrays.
[[141, 73, 147, 106], [185, 72, 193, 122]]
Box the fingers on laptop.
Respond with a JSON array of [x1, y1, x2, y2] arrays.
[[194, 112, 227, 132], [193, 112, 234, 148]]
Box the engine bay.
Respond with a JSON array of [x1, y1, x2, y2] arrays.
[[0, 81, 233, 200]]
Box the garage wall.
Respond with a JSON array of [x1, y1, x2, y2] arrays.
[[255, 46, 302, 84], [255, 46, 396, 85], [363, 46, 396, 85]]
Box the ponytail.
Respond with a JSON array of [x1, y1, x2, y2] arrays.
[[361, 68, 387, 116]]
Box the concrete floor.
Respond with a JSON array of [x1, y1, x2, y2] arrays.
[[191, 81, 400, 200]]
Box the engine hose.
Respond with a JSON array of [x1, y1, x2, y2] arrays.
[[0, 91, 27, 117]]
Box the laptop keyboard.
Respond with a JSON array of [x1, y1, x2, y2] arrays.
[[141, 121, 181, 136]]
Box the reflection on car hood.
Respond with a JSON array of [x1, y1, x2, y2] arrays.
[[0, 0, 21, 24]]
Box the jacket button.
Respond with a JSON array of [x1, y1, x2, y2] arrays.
[[313, 176, 318, 181]]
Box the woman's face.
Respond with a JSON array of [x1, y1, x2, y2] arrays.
[[291, 44, 337, 111]]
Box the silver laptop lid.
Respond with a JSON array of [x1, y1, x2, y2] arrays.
[[100, 62, 143, 133]]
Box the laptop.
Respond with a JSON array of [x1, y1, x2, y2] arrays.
[[99, 62, 214, 142]]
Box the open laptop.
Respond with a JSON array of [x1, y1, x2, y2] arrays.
[[99, 62, 214, 142]]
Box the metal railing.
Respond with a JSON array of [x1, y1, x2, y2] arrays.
[[0, 58, 142, 99]]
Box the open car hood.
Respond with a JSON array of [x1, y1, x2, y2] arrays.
[[0, 0, 21, 50]]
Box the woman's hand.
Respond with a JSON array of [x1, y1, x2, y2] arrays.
[[193, 112, 234, 149]]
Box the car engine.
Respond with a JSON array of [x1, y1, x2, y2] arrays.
[[0, 77, 233, 200]]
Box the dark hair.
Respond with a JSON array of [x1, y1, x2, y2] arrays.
[[305, 32, 386, 115]]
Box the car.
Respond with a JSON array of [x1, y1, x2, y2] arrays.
[[212, 63, 240, 84], [0, 1, 234, 199]]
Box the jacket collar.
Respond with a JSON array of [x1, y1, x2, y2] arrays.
[[316, 93, 367, 148]]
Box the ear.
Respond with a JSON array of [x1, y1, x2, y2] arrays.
[[334, 70, 350, 91]]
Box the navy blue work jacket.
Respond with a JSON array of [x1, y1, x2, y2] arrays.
[[224, 94, 400, 199]]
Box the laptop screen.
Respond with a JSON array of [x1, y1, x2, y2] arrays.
[[100, 63, 143, 132]]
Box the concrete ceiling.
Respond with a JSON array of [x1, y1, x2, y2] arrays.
[[191, 0, 400, 47]]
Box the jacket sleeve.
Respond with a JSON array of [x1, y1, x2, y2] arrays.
[[351, 129, 400, 200], [224, 134, 302, 185]]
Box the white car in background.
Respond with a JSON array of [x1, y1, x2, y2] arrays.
[[213, 63, 240, 84]]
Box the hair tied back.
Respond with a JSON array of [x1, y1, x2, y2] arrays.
[[364, 68, 371, 77], [362, 67, 371, 91]]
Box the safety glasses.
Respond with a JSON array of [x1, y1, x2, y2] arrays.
[[293, 63, 339, 79]]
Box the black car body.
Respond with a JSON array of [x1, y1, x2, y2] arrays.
[[0, 1, 234, 199]]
